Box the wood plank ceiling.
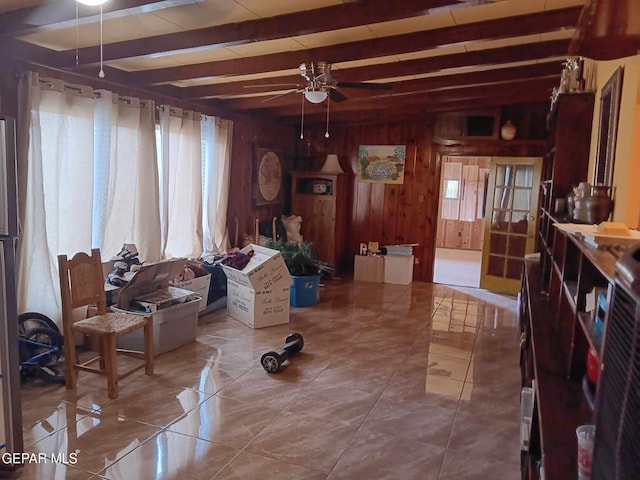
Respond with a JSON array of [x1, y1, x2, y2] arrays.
[[0, 0, 601, 124]]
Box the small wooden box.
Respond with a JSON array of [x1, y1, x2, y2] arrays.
[[353, 255, 384, 283]]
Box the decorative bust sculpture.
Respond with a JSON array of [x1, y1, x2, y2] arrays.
[[573, 181, 591, 223]]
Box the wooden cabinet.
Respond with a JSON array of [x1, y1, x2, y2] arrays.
[[538, 93, 594, 284], [291, 172, 349, 273], [520, 230, 615, 480]]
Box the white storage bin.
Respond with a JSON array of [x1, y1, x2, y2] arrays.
[[384, 255, 414, 285], [113, 297, 200, 356], [173, 274, 211, 312]]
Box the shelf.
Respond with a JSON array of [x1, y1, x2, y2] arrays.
[[581, 374, 596, 412], [563, 281, 578, 313], [523, 258, 590, 480], [577, 311, 603, 358], [567, 234, 616, 283]]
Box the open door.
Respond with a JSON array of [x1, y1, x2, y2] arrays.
[[480, 157, 542, 294]]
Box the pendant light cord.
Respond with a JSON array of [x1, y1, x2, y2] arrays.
[[98, 4, 105, 78], [325, 94, 330, 138], [75, 3, 79, 65], [300, 93, 305, 139]]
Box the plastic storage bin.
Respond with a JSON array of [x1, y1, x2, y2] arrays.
[[113, 297, 200, 356]]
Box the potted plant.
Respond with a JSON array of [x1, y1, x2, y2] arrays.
[[265, 240, 320, 307]]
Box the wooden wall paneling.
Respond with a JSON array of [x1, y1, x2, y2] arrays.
[[303, 118, 438, 282], [419, 136, 439, 282], [370, 183, 386, 245], [460, 164, 480, 221], [382, 184, 399, 246], [227, 119, 295, 245], [396, 141, 417, 246]]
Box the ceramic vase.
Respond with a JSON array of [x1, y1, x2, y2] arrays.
[[500, 120, 517, 140], [586, 185, 613, 224]]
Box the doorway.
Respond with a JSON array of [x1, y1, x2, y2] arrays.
[[433, 156, 490, 288]]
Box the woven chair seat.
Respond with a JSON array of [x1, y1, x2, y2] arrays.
[[73, 312, 148, 336]]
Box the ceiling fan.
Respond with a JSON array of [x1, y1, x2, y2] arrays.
[[247, 62, 393, 104], [244, 62, 392, 139]]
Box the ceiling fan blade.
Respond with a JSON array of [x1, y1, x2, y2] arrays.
[[329, 89, 348, 103], [336, 81, 392, 90], [261, 89, 302, 103]]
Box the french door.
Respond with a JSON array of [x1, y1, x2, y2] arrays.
[[480, 157, 542, 294]]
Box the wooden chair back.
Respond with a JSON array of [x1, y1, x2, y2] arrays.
[[58, 248, 108, 318]]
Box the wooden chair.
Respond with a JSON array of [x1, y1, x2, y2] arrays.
[[58, 248, 153, 399]]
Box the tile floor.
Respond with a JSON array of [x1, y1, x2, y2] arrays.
[[12, 280, 521, 480]]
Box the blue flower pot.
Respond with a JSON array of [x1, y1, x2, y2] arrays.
[[290, 274, 320, 307]]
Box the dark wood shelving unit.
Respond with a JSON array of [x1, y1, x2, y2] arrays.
[[521, 232, 617, 479], [519, 92, 604, 480]]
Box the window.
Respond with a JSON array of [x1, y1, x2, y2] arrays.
[[444, 180, 460, 199]]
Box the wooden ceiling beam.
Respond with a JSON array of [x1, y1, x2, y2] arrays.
[[62, 0, 467, 68], [0, 0, 202, 37], [570, 0, 640, 59], [182, 39, 570, 99], [123, 7, 581, 85], [251, 77, 557, 119], [220, 62, 561, 110], [278, 91, 551, 125]]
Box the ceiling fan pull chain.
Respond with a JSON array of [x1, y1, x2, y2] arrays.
[[75, 2, 79, 65], [300, 92, 305, 139], [98, 4, 105, 78], [325, 95, 330, 138]]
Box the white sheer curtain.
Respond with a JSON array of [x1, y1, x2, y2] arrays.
[[202, 116, 233, 254], [16, 73, 96, 324], [16, 74, 161, 324], [159, 106, 203, 259], [93, 91, 161, 262]]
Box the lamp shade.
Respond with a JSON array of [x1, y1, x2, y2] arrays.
[[76, 0, 110, 5], [320, 154, 344, 173], [304, 90, 328, 104]]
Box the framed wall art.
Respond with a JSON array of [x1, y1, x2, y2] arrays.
[[254, 147, 283, 206], [594, 66, 623, 186], [357, 145, 406, 184]]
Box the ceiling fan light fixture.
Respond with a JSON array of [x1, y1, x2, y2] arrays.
[[76, 0, 109, 6], [304, 90, 328, 104]]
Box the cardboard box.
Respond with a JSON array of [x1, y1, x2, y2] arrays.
[[221, 244, 292, 329], [172, 274, 211, 312], [384, 255, 414, 285], [116, 258, 190, 310], [353, 255, 384, 283], [227, 280, 290, 329]]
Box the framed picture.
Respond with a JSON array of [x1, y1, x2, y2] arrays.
[[254, 147, 283, 206], [357, 145, 406, 184], [594, 66, 624, 186]]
